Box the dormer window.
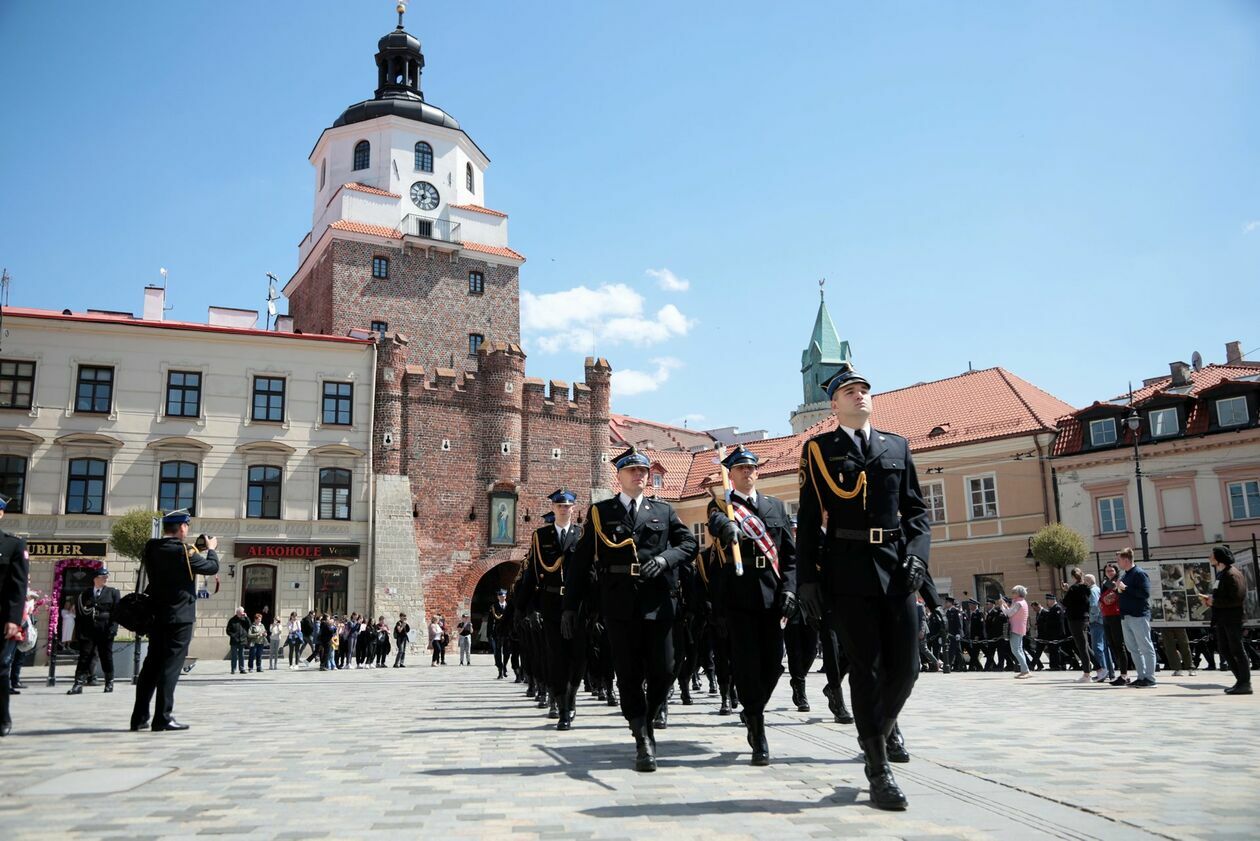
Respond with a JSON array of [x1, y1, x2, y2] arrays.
[[652, 471, 664, 489], [1148, 407, 1179, 438], [353, 140, 370, 171], [1217, 395, 1250, 428], [466, 162, 475, 193], [1088, 417, 1117, 447], [415, 141, 433, 173]]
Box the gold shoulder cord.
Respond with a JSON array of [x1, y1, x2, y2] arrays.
[[590, 506, 636, 552], [696, 550, 710, 586], [807, 440, 867, 510], [182, 544, 194, 580], [534, 530, 563, 574]]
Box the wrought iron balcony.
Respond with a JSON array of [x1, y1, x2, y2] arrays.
[[400, 214, 461, 243]]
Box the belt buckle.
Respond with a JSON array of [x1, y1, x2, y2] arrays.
[[869, 527, 884, 544], [756, 556, 767, 569], [629, 563, 640, 577], [559, 585, 565, 596]]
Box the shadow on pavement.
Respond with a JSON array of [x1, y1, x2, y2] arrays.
[[578, 790, 866, 818]]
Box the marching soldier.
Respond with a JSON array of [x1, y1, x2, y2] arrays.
[[527, 490, 586, 729], [707, 446, 797, 766], [944, 596, 965, 672], [131, 509, 219, 732], [796, 365, 931, 810], [0, 495, 30, 737], [513, 539, 549, 710], [487, 588, 510, 679], [562, 446, 697, 772], [67, 567, 121, 694]]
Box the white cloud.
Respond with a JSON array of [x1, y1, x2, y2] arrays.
[[1244, 220, 1260, 234], [521, 282, 694, 353], [646, 267, 690, 292], [612, 358, 681, 397]]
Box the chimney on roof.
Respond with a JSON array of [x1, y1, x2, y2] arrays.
[[1169, 361, 1192, 387], [143, 285, 165, 321], [1226, 340, 1244, 365], [274, 315, 294, 332], [207, 307, 259, 329]]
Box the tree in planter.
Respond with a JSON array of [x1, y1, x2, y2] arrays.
[[110, 508, 161, 570], [1030, 523, 1088, 572]]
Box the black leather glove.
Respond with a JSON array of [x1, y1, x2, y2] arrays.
[[778, 589, 798, 619], [901, 554, 928, 594], [560, 610, 577, 640], [797, 582, 823, 626], [721, 522, 738, 544], [638, 557, 665, 579]]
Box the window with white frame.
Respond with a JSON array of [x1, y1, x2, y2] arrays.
[[1227, 480, 1260, 521], [1148, 407, 1179, 438], [1097, 495, 1128, 534], [923, 481, 946, 524], [1088, 417, 1117, 447], [1217, 396, 1250, 428], [691, 523, 708, 547], [967, 475, 998, 519]]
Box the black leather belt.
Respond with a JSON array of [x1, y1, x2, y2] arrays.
[[544, 585, 565, 595], [606, 563, 640, 576], [830, 527, 902, 545]]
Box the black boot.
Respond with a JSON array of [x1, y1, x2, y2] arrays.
[[823, 683, 855, 724], [630, 717, 656, 772], [680, 683, 692, 705], [718, 690, 732, 715], [67, 681, 84, 696], [886, 723, 910, 763], [547, 695, 559, 718], [606, 685, 619, 707], [556, 701, 571, 731], [730, 684, 740, 708], [859, 736, 908, 810], [525, 681, 536, 699], [536, 689, 549, 710], [747, 713, 770, 766], [653, 700, 668, 730], [706, 670, 718, 695], [0, 692, 10, 737], [791, 677, 810, 712], [104, 680, 114, 694], [691, 673, 702, 692]]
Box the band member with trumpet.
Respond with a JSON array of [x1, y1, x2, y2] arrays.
[[563, 447, 697, 772], [796, 365, 931, 811], [706, 445, 797, 766]]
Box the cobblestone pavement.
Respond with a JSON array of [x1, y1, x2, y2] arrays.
[[0, 655, 1255, 840]]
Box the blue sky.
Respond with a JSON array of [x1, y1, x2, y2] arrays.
[[2, 1, 1257, 437]]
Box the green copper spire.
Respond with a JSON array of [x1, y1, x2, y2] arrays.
[[800, 280, 852, 404]]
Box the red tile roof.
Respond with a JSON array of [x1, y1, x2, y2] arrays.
[[2, 307, 372, 344], [328, 219, 401, 238], [609, 414, 716, 451], [1052, 364, 1260, 457], [344, 182, 401, 198], [461, 240, 526, 262], [450, 203, 509, 218]]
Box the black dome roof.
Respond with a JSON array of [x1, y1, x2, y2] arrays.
[[333, 97, 460, 130]]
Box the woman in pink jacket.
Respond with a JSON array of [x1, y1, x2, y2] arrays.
[[1001, 586, 1031, 678]]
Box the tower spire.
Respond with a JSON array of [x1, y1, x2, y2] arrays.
[[818, 277, 825, 301], [396, 1, 406, 30]]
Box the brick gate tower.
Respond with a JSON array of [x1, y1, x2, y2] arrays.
[[285, 8, 612, 628]]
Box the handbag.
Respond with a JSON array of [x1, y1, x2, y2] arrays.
[[117, 543, 193, 636], [17, 615, 37, 654]]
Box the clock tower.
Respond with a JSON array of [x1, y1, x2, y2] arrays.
[[284, 3, 523, 375]]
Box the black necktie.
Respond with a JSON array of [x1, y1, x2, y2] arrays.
[[627, 498, 637, 522], [558, 527, 566, 543], [855, 429, 868, 458]]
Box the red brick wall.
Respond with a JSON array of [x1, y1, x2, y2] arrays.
[[289, 236, 520, 376]]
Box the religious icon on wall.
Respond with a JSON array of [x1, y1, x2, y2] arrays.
[[489, 492, 517, 546]]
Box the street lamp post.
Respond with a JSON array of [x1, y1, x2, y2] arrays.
[[1125, 407, 1152, 563]]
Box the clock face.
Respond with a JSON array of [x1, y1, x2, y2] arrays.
[[410, 181, 439, 211]]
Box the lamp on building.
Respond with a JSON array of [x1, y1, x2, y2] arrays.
[[468, 505, 477, 522], [1025, 537, 1034, 559], [1125, 399, 1152, 563], [523, 507, 532, 523]]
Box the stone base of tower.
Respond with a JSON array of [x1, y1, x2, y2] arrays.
[[790, 401, 832, 434], [372, 474, 427, 621]]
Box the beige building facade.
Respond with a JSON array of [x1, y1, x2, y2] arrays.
[[0, 295, 376, 660]]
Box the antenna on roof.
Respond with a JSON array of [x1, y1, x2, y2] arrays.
[[159, 267, 174, 313], [1191, 350, 1203, 372], [0, 268, 10, 352], [265, 272, 280, 330]]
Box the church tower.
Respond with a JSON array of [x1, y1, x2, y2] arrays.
[[789, 281, 852, 434], [283, 2, 524, 376]]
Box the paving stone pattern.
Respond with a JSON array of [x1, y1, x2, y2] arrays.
[[0, 658, 1255, 839]]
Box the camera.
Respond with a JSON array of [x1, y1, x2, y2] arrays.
[[195, 533, 211, 551]]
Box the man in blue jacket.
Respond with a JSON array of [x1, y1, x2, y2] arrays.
[[1116, 548, 1157, 687]]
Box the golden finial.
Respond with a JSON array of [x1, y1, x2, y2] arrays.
[[396, 2, 407, 28]]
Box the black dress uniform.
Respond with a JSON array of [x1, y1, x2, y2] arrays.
[[525, 491, 587, 729], [563, 447, 697, 772], [696, 544, 738, 715], [69, 569, 121, 693], [487, 590, 510, 679], [131, 511, 219, 732], [707, 446, 797, 766], [0, 496, 29, 737], [796, 366, 930, 810]]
